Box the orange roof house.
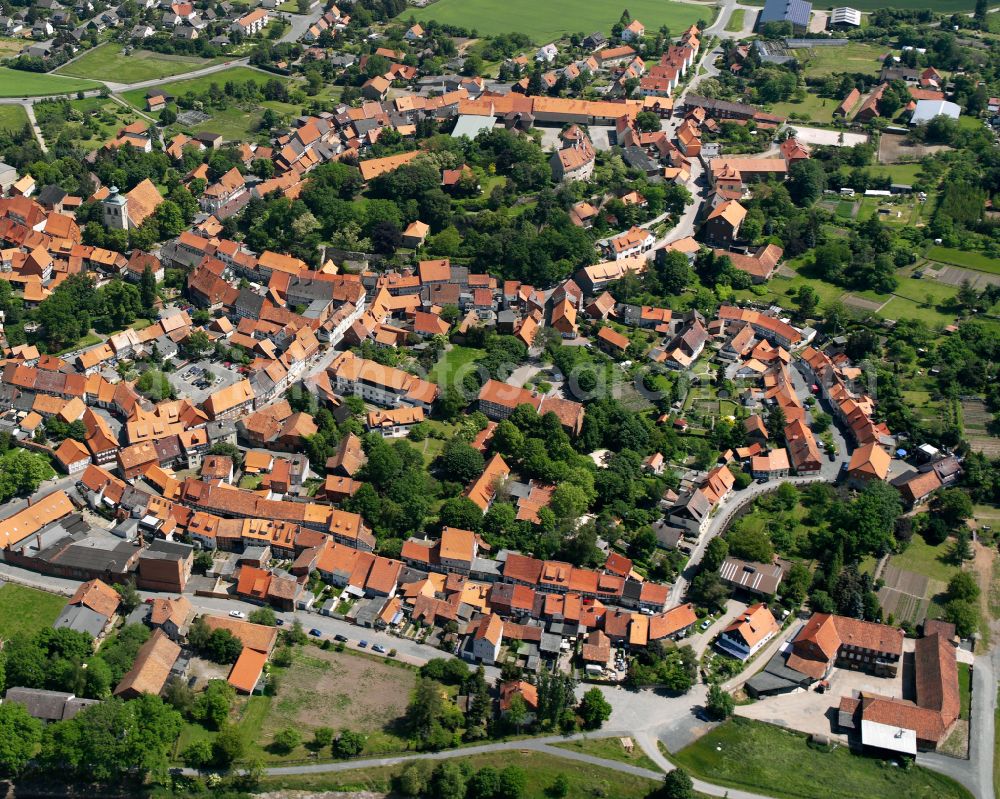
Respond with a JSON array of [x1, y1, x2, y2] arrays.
[[847, 442, 891, 484]]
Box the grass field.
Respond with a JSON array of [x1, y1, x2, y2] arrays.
[[257, 750, 661, 797], [724, 8, 746, 31], [551, 736, 661, 772], [925, 246, 1000, 276], [958, 662, 971, 721], [0, 104, 27, 132], [0, 67, 100, 98], [889, 533, 958, 583], [35, 96, 140, 152], [673, 717, 974, 799], [0, 37, 23, 59], [430, 344, 484, 389], [406, 0, 706, 42], [799, 42, 888, 76], [771, 91, 837, 124], [0, 584, 66, 641], [56, 44, 222, 83]]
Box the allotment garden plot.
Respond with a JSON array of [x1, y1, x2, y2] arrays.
[[962, 398, 1000, 457], [877, 564, 942, 626]]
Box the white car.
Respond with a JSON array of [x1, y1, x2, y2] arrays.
[[228, 610, 246, 619]]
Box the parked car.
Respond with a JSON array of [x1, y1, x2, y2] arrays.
[[334, 634, 348, 642], [358, 640, 369, 648], [700, 619, 712, 631], [309, 628, 322, 637], [275, 619, 284, 626], [228, 610, 246, 619]]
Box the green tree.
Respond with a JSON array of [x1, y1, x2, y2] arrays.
[[933, 489, 973, 529], [577, 687, 612, 730], [944, 599, 979, 638], [212, 724, 246, 767], [702, 536, 729, 572], [440, 438, 485, 483], [271, 726, 301, 754], [41, 695, 181, 782], [182, 739, 214, 769], [140, 264, 157, 314], [332, 729, 365, 758], [0, 702, 42, 778], [195, 679, 235, 730], [248, 607, 277, 626], [947, 571, 980, 603], [706, 683, 735, 720], [429, 761, 467, 799], [662, 768, 695, 799], [112, 578, 141, 612]]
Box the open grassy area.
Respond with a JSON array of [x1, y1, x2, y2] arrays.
[[891, 533, 960, 583], [0, 584, 66, 641], [0, 37, 24, 59], [958, 662, 971, 721], [925, 246, 1000, 276], [673, 717, 974, 799], [0, 104, 27, 132], [771, 91, 837, 125], [56, 43, 222, 83], [430, 344, 485, 389], [799, 42, 888, 77], [406, 0, 706, 42], [0, 67, 100, 98], [551, 736, 661, 772], [724, 8, 746, 31], [257, 750, 661, 797]]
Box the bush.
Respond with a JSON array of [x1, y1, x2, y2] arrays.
[[271, 726, 301, 755]]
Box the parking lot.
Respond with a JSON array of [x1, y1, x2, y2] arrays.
[[736, 643, 915, 739], [168, 360, 244, 405]]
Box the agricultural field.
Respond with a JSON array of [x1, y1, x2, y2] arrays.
[[256, 750, 661, 798], [673, 717, 974, 799], [798, 42, 888, 77], [0, 584, 66, 641], [962, 398, 1000, 457], [0, 104, 28, 132], [406, 0, 707, 43], [925, 246, 1000, 277], [56, 44, 223, 84], [0, 37, 24, 59], [878, 533, 958, 625], [253, 646, 416, 758], [0, 67, 100, 98]]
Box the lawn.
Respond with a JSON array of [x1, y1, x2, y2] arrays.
[[0, 104, 27, 132], [551, 736, 661, 772], [925, 246, 1000, 277], [429, 344, 485, 389], [771, 91, 837, 125], [724, 8, 745, 32], [0, 67, 101, 98], [0, 584, 66, 641], [56, 43, 222, 83], [406, 0, 706, 43], [257, 750, 661, 798], [799, 42, 888, 77], [889, 533, 958, 583], [673, 717, 974, 799], [958, 662, 971, 721]]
